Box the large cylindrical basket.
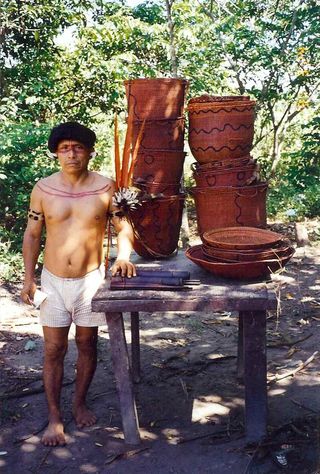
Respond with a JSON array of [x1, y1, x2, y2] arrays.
[[190, 183, 268, 238]]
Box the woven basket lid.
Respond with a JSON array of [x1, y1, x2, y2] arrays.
[[202, 227, 285, 250], [188, 95, 251, 104]]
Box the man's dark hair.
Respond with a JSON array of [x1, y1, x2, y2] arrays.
[[48, 122, 96, 152]]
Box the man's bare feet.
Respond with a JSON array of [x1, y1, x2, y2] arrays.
[[72, 404, 97, 428], [42, 417, 66, 446]]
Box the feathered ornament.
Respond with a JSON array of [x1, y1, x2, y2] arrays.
[[105, 106, 146, 271], [112, 187, 141, 216]]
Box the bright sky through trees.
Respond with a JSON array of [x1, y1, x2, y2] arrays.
[[55, 1, 145, 47]]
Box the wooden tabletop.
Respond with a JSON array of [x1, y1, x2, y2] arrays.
[[92, 251, 278, 313]]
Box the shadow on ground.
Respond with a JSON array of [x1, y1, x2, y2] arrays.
[[0, 246, 320, 473]]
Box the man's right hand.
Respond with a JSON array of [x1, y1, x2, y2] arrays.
[[20, 281, 37, 305]]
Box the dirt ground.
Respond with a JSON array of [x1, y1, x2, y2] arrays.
[[1, 220, 320, 474]]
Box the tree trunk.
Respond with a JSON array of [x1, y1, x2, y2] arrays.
[[270, 128, 280, 177], [164, 0, 190, 246], [270, 120, 289, 176], [165, 0, 178, 77]]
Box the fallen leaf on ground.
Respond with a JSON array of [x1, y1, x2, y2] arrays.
[[286, 347, 299, 358], [202, 320, 223, 326], [297, 318, 310, 326], [105, 453, 121, 465], [285, 293, 295, 299]]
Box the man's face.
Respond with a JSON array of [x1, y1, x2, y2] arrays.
[[56, 139, 92, 173]]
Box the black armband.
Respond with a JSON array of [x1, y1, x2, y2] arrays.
[[28, 208, 44, 221], [107, 210, 125, 219]]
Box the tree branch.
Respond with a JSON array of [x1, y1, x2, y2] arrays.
[[276, 87, 300, 130], [197, 0, 246, 94], [260, 1, 303, 103]]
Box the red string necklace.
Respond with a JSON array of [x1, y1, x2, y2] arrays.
[[36, 182, 111, 198]]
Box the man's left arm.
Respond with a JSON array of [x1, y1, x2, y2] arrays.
[[111, 216, 136, 278]]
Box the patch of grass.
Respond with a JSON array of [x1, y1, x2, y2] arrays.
[[0, 240, 24, 283], [184, 317, 204, 333]]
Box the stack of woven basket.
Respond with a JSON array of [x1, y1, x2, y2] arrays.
[[186, 227, 294, 280], [185, 94, 295, 279], [126, 78, 188, 258], [188, 95, 268, 237]]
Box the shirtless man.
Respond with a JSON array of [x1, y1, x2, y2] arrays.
[[20, 122, 136, 447]]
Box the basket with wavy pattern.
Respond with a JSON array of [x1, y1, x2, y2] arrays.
[[188, 97, 256, 163], [190, 183, 268, 238]]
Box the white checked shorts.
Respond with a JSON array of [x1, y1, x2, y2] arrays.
[[40, 266, 107, 327]]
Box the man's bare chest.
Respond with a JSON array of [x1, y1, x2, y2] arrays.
[[43, 195, 108, 226]]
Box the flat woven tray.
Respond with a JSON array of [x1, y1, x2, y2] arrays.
[[202, 227, 285, 250]]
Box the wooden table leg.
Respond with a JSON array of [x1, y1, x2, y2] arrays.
[[131, 312, 141, 383], [237, 311, 244, 383], [243, 310, 267, 444], [106, 312, 141, 445]]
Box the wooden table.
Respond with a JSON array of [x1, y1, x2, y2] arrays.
[[92, 253, 277, 445]]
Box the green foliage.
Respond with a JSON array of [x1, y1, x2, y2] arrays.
[[198, 0, 320, 173], [0, 0, 92, 122], [0, 0, 319, 281], [268, 183, 320, 220], [133, 1, 166, 24], [267, 114, 320, 219], [0, 122, 57, 250], [0, 237, 24, 282]]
